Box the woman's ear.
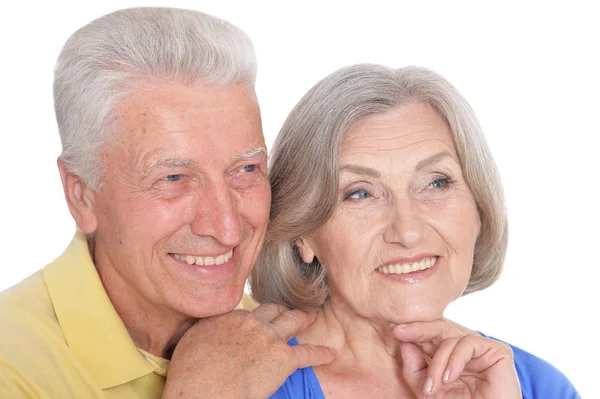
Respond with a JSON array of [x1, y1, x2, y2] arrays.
[[57, 157, 99, 234], [295, 237, 316, 264]]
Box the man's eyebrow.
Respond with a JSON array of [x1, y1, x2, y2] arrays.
[[142, 158, 197, 178], [415, 151, 453, 171], [340, 164, 381, 178], [235, 146, 268, 161]]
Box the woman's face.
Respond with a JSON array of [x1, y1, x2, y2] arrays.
[[298, 103, 481, 323]]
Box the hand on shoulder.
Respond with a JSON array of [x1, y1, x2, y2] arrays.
[[163, 304, 335, 399]]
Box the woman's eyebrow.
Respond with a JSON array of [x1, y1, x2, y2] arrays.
[[340, 164, 380, 178], [415, 151, 453, 171]]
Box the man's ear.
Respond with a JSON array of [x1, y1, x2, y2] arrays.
[[57, 157, 98, 234], [295, 237, 316, 264]]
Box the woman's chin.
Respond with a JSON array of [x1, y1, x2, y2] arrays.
[[385, 305, 447, 325]]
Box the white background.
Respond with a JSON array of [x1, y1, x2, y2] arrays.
[[0, 1, 597, 397]]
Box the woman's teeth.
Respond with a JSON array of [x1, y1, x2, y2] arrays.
[[377, 257, 436, 275]]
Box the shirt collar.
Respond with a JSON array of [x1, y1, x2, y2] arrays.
[[43, 231, 160, 389]]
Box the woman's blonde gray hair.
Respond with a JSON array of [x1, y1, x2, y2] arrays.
[[54, 7, 257, 190], [250, 64, 508, 308]]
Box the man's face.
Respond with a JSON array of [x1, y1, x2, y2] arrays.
[[89, 81, 270, 319]]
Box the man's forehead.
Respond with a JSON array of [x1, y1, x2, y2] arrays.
[[111, 79, 263, 143], [119, 80, 257, 111]]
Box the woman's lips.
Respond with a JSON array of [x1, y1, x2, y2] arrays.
[[376, 256, 437, 275]]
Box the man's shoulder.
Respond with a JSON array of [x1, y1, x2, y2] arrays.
[[0, 271, 63, 365], [0, 270, 62, 338], [0, 272, 96, 398], [486, 334, 581, 399]]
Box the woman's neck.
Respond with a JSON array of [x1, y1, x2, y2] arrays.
[[296, 299, 416, 397], [298, 299, 401, 370]]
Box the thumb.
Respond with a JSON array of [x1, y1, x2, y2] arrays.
[[400, 342, 428, 395], [292, 344, 336, 369]]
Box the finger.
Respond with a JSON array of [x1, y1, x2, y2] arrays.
[[291, 343, 336, 369], [444, 335, 513, 383], [271, 309, 317, 341], [424, 337, 460, 395], [392, 319, 463, 343], [251, 303, 290, 323], [392, 320, 455, 358], [392, 319, 475, 357], [399, 342, 429, 396]]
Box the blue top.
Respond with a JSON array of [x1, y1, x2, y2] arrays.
[[270, 336, 580, 399]]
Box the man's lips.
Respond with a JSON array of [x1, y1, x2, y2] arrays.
[[170, 249, 233, 266]]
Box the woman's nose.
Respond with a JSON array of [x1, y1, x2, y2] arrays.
[[383, 198, 425, 248]]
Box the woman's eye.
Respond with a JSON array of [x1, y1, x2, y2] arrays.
[[241, 164, 256, 173], [429, 177, 450, 189], [345, 189, 371, 200], [165, 174, 181, 182]]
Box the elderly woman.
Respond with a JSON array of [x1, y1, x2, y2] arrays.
[[250, 64, 579, 398]]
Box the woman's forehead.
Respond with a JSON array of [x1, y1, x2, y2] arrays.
[[340, 105, 455, 161]]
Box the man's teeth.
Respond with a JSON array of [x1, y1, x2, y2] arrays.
[[172, 250, 233, 266], [377, 257, 436, 275]]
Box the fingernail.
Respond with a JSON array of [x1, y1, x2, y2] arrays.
[[395, 324, 408, 330], [443, 368, 450, 382], [424, 377, 433, 393]]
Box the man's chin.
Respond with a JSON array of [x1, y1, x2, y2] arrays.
[[183, 292, 244, 319]]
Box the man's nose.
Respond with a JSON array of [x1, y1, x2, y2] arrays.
[[382, 198, 425, 249], [190, 180, 242, 247]]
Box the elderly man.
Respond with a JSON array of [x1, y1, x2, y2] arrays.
[[0, 7, 333, 398]]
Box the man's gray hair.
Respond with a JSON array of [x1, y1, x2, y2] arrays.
[[250, 64, 508, 308], [54, 7, 257, 190]]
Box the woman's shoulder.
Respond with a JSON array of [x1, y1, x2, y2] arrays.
[[274, 334, 581, 399], [482, 333, 581, 399], [269, 338, 326, 399]]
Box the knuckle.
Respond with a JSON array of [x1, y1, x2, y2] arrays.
[[280, 309, 308, 327], [440, 336, 460, 347], [238, 312, 265, 331], [461, 334, 478, 344], [258, 302, 285, 313], [285, 309, 305, 323], [449, 336, 461, 344], [414, 328, 428, 342], [461, 334, 480, 345], [498, 342, 515, 357], [269, 337, 290, 352]]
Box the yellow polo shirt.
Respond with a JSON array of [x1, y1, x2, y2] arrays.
[[0, 231, 258, 398]]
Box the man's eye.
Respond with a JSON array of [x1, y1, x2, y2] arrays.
[[241, 164, 256, 173], [345, 189, 371, 200], [165, 174, 181, 182]]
